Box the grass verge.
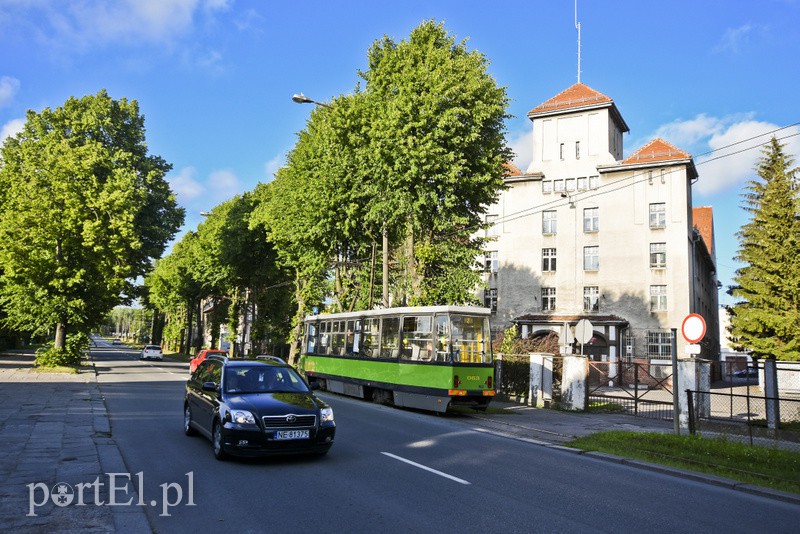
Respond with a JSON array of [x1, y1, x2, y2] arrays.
[[566, 431, 800, 494], [32, 365, 80, 374]]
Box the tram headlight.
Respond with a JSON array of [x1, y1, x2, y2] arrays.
[[320, 407, 334, 423]]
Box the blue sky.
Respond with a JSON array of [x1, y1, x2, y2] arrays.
[[1, 0, 799, 308]]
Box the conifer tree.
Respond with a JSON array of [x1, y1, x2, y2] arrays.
[[730, 137, 800, 361]]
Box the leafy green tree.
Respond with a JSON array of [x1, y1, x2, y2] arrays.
[[730, 137, 800, 361], [253, 20, 510, 362], [0, 90, 184, 361]]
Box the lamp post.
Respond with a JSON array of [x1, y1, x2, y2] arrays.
[[292, 92, 389, 307]]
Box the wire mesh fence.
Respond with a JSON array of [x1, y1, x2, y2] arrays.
[[688, 389, 800, 451]]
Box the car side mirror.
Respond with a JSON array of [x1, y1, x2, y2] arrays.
[[202, 381, 218, 393], [309, 381, 321, 391]]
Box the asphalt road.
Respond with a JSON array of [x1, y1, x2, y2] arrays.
[[91, 344, 800, 533]]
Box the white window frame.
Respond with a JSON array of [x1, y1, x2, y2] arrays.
[[649, 203, 666, 228], [541, 287, 556, 311], [650, 243, 666, 268], [650, 285, 667, 311], [583, 246, 599, 271], [583, 207, 599, 233], [485, 251, 499, 273], [577, 177, 588, 191], [542, 248, 556, 272], [542, 180, 553, 194], [584, 286, 599, 312], [542, 210, 557, 235]]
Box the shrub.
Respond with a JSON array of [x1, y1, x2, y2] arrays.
[[34, 332, 89, 367]]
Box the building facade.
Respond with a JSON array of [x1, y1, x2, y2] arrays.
[[484, 83, 720, 361]]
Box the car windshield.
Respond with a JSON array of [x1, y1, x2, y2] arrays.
[[224, 365, 310, 394]]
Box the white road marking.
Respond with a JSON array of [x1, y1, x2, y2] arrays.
[[381, 452, 470, 485]]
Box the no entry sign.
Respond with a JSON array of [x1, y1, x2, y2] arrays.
[[681, 314, 706, 344]]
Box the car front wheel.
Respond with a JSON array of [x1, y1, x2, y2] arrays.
[[212, 421, 227, 461]]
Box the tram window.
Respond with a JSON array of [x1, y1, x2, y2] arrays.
[[435, 315, 450, 362], [380, 317, 401, 358], [306, 323, 318, 354], [318, 321, 330, 355], [361, 319, 379, 357], [332, 321, 345, 356], [400, 316, 433, 361], [345, 321, 356, 356], [451, 315, 490, 363]]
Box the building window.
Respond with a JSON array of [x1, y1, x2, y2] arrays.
[[583, 246, 599, 271], [575, 141, 581, 159], [542, 180, 553, 194], [559, 143, 565, 160], [577, 177, 587, 191], [583, 207, 599, 232], [542, 287, 556, 311], [543, 211, 557, 235], [589, 175, 599, 190], [484, 288, 497, 312], [649, 203, 666, 228], [647, 330, 672, 358], [485, 251, 499, 273], [542, 248, 556, 272], [566, 178, 576, 192], [650, 243, 666, 268], [486, 214, 499, 237], [650, 285, 667, 311], [584, 286, 599, 312], [554, 179, 565, 193]]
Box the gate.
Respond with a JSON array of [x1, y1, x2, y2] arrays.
[[588, 360, 674, 420]]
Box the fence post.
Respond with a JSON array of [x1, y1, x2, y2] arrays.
[[496, 353, 503, 399], [764, 358, 780, 430], [561, 355, 589, 411], [686, 390, 695, 435], [529, 353, 552, 408]]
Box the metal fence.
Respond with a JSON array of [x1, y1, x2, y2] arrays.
[[687, 389, 800, 451], [588, 360, 674, 420]]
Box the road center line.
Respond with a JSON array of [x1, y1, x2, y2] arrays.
[[381, 452, 470, 485]]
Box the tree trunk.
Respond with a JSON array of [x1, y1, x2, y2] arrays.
[[185, 301, 194, 356], [54, 322, 67, 350], [288, 276, 305, 366]]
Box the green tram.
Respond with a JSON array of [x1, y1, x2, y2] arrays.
[[298, 306, 495, 413]]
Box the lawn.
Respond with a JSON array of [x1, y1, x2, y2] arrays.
[[566, 431, 800, 495]]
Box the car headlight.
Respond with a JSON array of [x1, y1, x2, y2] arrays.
[[231, 410, 256, 424], [320, 407, 334, 423]]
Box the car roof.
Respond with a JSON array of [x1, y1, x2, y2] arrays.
[[225, 358, 290, 368]]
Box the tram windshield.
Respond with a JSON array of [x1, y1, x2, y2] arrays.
[[450, 314, 492, 363]]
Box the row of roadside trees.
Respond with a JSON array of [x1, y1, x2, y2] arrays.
[[145, 20, 513, 362]]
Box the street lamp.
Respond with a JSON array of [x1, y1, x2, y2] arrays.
[[291, 93, 332, 108], [291, 92, 388, 307]]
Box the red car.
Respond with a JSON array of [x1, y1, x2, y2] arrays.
[[189, 349, 228, 373]]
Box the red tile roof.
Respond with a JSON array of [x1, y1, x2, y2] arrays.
[[693, 206, 715, 257], [623, 138, 691, 164], [503, 162, 522, 176], [529, 83, 612, 115]]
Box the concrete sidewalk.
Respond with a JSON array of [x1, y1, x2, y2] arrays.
[[0, 350, 149, 532]]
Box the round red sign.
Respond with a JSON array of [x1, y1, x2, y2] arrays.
[[681, 314, 706, 344]]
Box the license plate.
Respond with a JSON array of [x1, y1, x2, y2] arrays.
[[274, 430, 309, 440]]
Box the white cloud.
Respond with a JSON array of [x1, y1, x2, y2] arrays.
[[695, 120, 800, 195], [264, 154, 285, 181], [507, 127, 533, 172], [168, 166, 204, 202], [207, 169, 240, 200], [714, 24, 754, 54], [4, 0, 231, 49], [0, 118, 25, 144], [0, 76, 20, 107]]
